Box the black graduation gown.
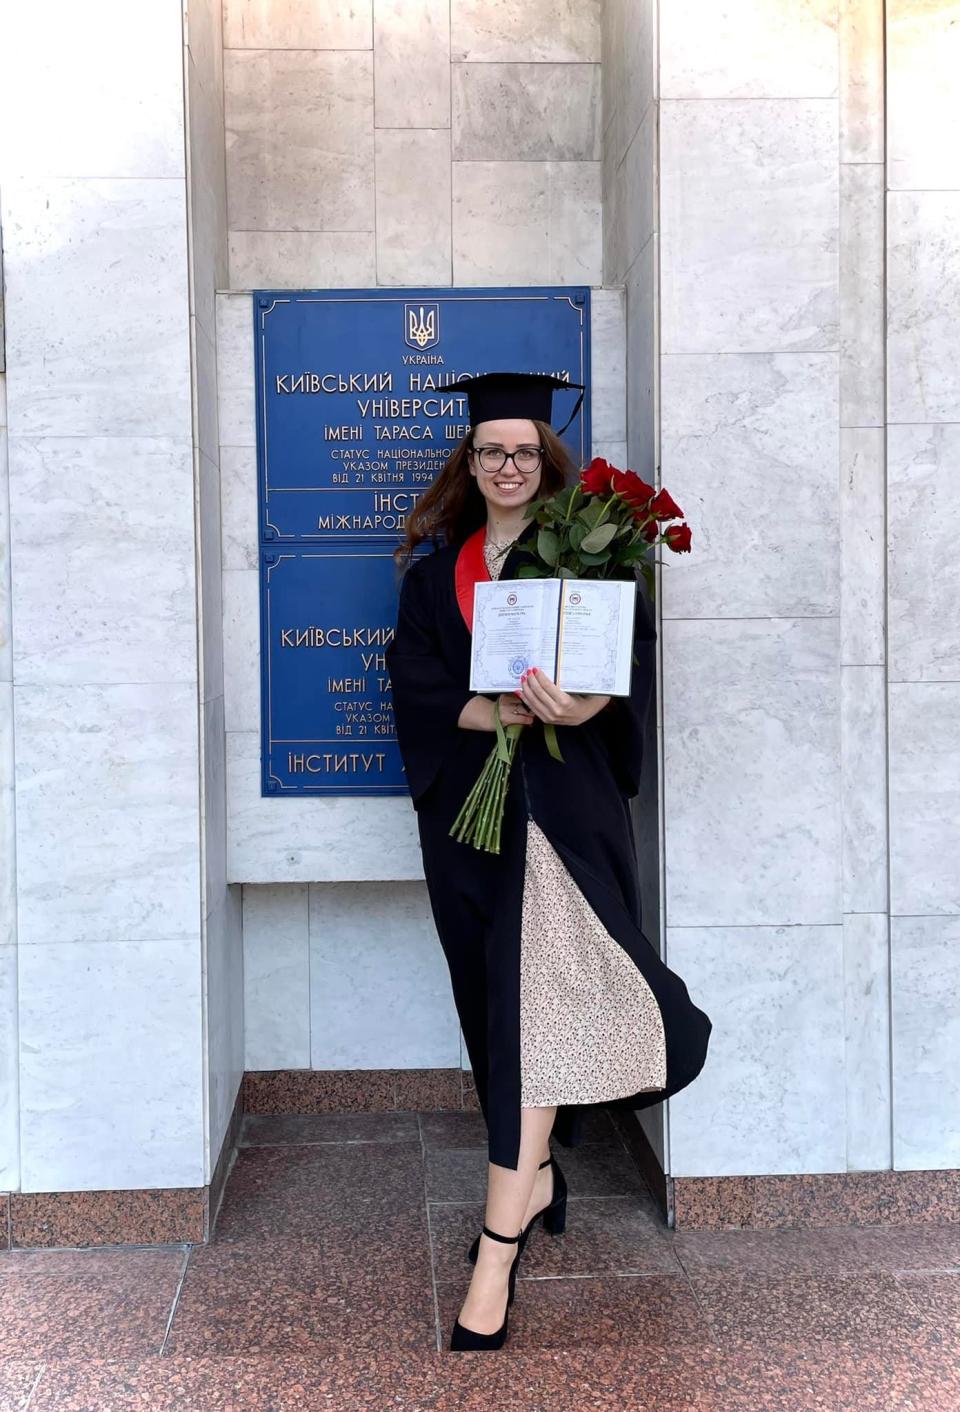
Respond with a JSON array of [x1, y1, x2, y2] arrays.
[[385, 522, 712, 1171]]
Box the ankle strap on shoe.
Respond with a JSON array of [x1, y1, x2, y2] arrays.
[[481, 1224, 521, 1244], [538, 1156, 552, 1169]]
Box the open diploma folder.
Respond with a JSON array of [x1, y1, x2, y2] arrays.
[[469, 577, 637, 697]]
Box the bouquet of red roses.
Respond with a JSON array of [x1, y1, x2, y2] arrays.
[[450, 458, 692, 852]]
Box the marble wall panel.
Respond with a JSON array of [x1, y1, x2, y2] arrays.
[[840, 163, 884, 428], [243, 883, 310, 1070], [223, 0, 372, 49], [0, 1, 185, 179], [220, 445, 258, 571], [887, 192, 960, 425], [600, 0, 624, 140], [203, 694, 228, 910], [840, 0, 884, 163], [453, 161, 602, 286], [18, 938, 204, 1191], [891, 913, 960, 1170], [225, 50, 374, 232], [204, 884, 244, 1177], [600, 0, 656, 169], [841, 666, 888, 915], [547, 163, 603, 286], [591, 440, 627, 467], [659, 352, 839, 619], [590, 289, 626, 444], [620, 0, 657, 147], [601, 115, 626, 287], [886, 0, 960, 191], [624, 237, 657, 481], [0, 682, 12, 950], [222, 568, 260, 733], [226, 731, 424, 882], [228, 232, 376, 290], [14, 683, 202, 946], [193, 319, 221, 474], [888, 424, 960, 684], [0, 942, 17, 1189], [198, 450, 225, 704], [663, 618, 841, 928], [216, 294, 256, 449], [453, 64, 601, 161], [6, 435, 196, 686], [888, 684, 960, 917], [660, 0, 838, 99], [842, 911, 891, 1169], [840, 428, 885, 667], [375, 130, 452, 285], [665, 924, 847, 1177], [186, 48, 229, 342], [309, 882, 459, 1068], [0, 179, 192, 439], [185, 0, 225, 100], [451, 0, 601, 63], [374, 0, 450, 128], [660, 101, 839, 355], [620, 106, 657, 276]]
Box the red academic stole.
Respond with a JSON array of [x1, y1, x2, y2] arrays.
[[454, 526, 490, 634]]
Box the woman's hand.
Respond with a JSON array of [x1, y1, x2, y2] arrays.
[[457, 694, 535, 731], [517, 668, 611, 726]]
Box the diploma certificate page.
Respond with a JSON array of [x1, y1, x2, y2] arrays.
[[470, 578, 637, 696]]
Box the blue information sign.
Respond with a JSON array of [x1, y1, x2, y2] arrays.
[[255, 286, 591, 796]]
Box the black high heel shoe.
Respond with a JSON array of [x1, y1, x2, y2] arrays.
[[449, 1225, 521, 1352], [466, 1154, 568, 1272]]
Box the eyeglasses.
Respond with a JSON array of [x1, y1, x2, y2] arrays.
[[472, 445, 543, 475]]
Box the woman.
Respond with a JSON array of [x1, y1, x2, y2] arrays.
[[385, 371, 712, 1352]]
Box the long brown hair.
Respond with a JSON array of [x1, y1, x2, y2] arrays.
[[394, 419, 576, 566]]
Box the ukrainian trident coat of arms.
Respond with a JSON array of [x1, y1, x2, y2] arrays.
[[404, 302, 440, 350]]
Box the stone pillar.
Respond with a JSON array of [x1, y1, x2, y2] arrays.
[[0, 0, 237, 1239]]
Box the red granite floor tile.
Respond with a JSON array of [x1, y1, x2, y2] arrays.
[[436, 1270, 715, 1352], [163, 1239, 436, 1358], [212, 1140, 424, 1242], [242, 1069, 397, 1115], [429, 1196, 677, 1284], [672, 1221, 960, 1276], [894, 1271, 960, 1336], [21, 1348, 710, 1412], [424, 1147, 488, 1202], [546, 1142, 648, 1198], [0, 1249, 186, 1361], [239, 1110, 419, 1147], [424, 1140, 647, 1205], [211, 1201, 431, 1278], [695, 1330, 960, 1411], [689, 1269, 936, 1351], [393, 1069, 462, 1110], [418, 1110, 490, 1150], [0, 1362, 42, 1412]]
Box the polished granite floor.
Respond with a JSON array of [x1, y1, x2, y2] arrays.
[[2, 1109, 959, 1410]]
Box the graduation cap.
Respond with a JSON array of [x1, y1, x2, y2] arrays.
[[460, 371, 585, 436]]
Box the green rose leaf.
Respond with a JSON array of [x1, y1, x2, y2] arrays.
[[580, 521, 618, 553], [537, 526, 561, 565]]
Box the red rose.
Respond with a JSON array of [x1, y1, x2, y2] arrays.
[[664, 523, 692, 553], [648, 488, 683, 521], [579, 457, 616, 495], [611, 468, 656, 507], [639, 518, 660, 543]]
